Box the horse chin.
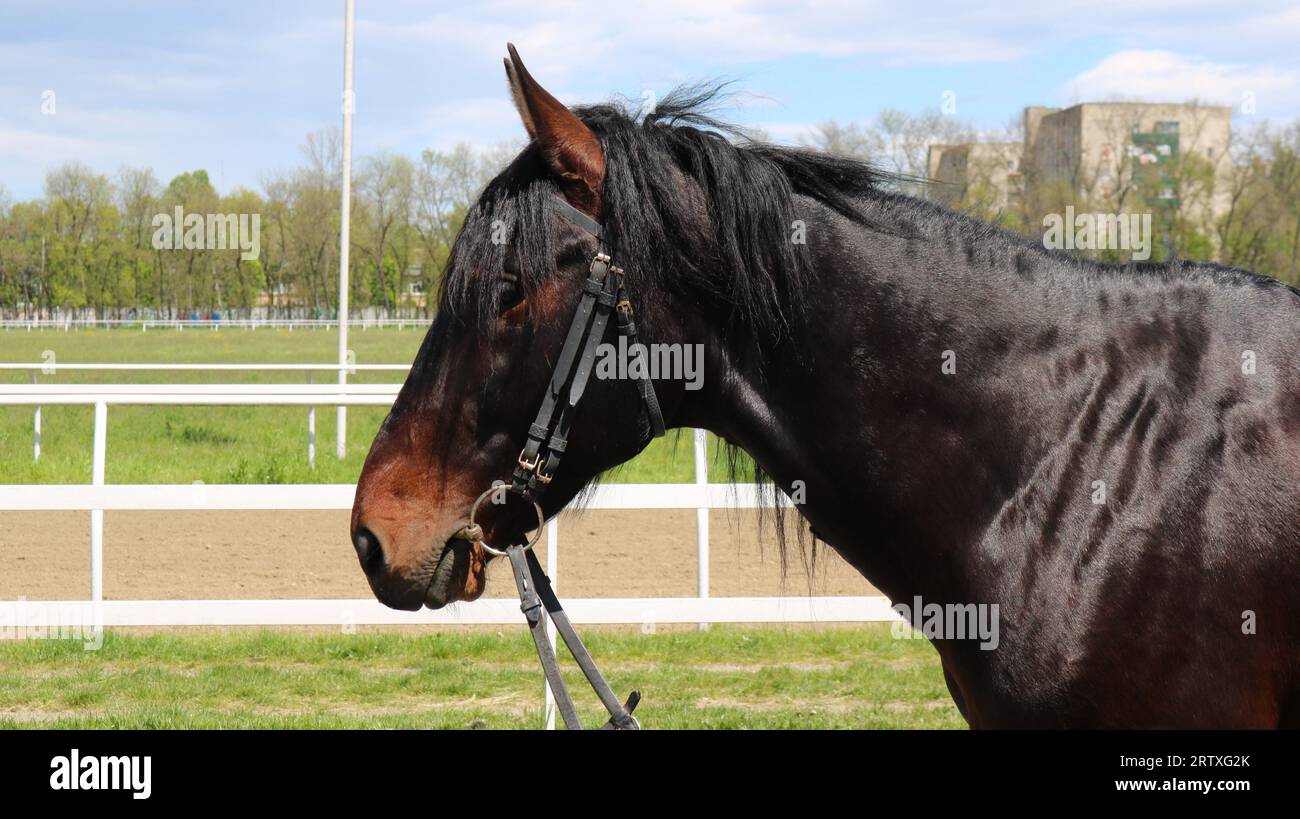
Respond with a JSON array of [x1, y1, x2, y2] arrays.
[[423, 538, 487, 609]]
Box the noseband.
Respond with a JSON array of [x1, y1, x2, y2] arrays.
[[457, 195, 666, 730]]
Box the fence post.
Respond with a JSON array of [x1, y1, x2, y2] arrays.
[[91, 401, 107, 606], [31, 370, 40, 461], [694, 427, 710, 631], [307, 371, 316, 470]]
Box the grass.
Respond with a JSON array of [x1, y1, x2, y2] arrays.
[[0, 625, 965, 729], [0, 326, 739, 485]]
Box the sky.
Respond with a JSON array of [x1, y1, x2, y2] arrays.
[[1, 0, 1298, 200]]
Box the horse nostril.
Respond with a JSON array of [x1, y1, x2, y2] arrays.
[[353, 526, 385, 575]]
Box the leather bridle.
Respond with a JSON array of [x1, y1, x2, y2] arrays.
[[510, 196, 666, 497], [456, 195, 666, 730]]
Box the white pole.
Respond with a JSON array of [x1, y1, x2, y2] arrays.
[[91, 401, 107, 604], [31, 370, 40, 461], [307, 372, 316, 469], [693, 427, 710, 630], [336, 0, 355, 460], [544, 517, 558, 730]]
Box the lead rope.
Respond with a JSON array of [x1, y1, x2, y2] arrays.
[[505, 544, 641, 730]]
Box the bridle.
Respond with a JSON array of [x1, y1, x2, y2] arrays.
[[510, 196, 666, 497], [456, 195, 666, 730]]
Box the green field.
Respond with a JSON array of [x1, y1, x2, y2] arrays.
[[0, 625, 963, 729], [0, 327, 732, 485]]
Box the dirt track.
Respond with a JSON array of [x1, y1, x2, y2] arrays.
[[1, 508, 876, 601]]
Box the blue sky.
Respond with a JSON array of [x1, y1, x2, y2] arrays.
[[2, 0, 1298, 199]]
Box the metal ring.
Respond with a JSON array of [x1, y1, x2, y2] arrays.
[[464, 484, 546, 557]]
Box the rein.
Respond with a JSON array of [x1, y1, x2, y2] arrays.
[[457, 195, 665, 730]]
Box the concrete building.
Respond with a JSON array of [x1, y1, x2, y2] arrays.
[[927, 142, 1022, 213], [1023, 102, 1232, 226], [929, 102, 1234, 234]]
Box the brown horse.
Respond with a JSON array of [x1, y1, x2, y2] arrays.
[[351, 45, 1300, 728]]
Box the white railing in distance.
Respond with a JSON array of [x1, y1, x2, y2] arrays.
[[4, 363, 411, 466]]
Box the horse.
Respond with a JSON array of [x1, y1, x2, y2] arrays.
[[350, 45, 1300, 728]]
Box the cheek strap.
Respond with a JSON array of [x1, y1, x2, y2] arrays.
[[509, 197, 666, 499]]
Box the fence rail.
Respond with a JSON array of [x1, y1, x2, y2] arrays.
[[0, 597, 897, 627], [0, 363, 409, 371], [4, 364, 411, 466]]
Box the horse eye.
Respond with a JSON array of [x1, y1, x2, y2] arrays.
[[499, 278, 524, 313]]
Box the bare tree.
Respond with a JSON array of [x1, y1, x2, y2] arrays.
[[804, 110, 974, 196], [356, 151, 415, 310]]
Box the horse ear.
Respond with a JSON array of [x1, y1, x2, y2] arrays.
[[504, 43, 605, 212]]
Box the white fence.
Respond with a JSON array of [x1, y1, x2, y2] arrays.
[[3, 362, 407, 467], [0, 381, 895, 629]]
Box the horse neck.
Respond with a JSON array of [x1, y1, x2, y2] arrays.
[[683, 194, 1104, 601]]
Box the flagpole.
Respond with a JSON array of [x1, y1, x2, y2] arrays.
[[337, 0, 355, 459]]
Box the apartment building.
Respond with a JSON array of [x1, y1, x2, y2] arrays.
[[929, 102, 1233, 230]]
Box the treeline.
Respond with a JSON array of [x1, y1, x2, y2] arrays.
[[0, 131, 517, 319], [3, 110, 1299, 320]]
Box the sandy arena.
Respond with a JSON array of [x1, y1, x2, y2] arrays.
[[1, 508, 877, 601]]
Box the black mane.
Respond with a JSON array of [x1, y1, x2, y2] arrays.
[[439, 86, 894, 339]]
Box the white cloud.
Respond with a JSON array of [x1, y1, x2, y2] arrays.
[[1062, 50, 1297, 109], [367, 96, 527, 152], [0, 128, 135, 199], [357, 1, 1031, 70], [356, 0, 1300, 76], [0, 128, 111, 165]]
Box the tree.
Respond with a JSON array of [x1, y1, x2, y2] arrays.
[[117, 166, 160, 314], [43, 162, 112, 311], [1218, 122, 1300, 285], [411, 141, 519, 313], [356, 151, 415, 310]]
